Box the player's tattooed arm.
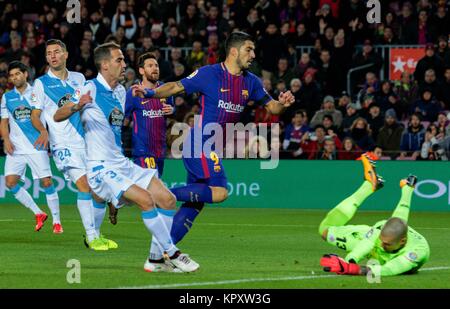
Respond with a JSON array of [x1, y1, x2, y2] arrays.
[[131, 81, 185, 99], [54, 91, 92, 122]]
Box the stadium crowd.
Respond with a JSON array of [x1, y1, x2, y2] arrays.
[[0, 0, 449, 160]]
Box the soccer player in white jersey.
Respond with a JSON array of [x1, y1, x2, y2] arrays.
[[30, 39, 115, 250], [0, 61, 59, 232], [54, 42, 199, 273]]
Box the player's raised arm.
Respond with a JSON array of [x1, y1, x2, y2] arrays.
[[130, 81, 185, 99]]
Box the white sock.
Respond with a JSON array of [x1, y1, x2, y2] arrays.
[[142, 209, 178, 257], [149, 208, 176, 261], [92, 200, 106, 236], [44, 186, 60, 224], [11, 185, 43, 215], [77, 192, 98, 242]]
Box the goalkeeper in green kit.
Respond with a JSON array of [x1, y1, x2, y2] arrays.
[[318, 153, 430, 277]]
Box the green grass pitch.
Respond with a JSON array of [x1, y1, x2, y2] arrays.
[[1, 205, 449, 288]]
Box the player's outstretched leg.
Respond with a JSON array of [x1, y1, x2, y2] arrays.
[[6, 175, 47, 231], [171, 201, 204, 244], [392, 175, 417, 223], [125, 179, 199, 273], [318, 153, 384, 240], [41, 177, 62, 234]]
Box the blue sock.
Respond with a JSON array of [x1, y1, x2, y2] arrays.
[[170, 184, 213, 203], [170, 202, 204, 244]]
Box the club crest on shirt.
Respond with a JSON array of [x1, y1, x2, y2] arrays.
[[73, 89, 81, 100], [57, 93, 73, 107], [187, 70, 198, 79], [13, 105, 32, 122], [109, 107, 124, 130], [406, 252, 418, 262], [242, 89, 249, 99], [30, 93, 37, 103]]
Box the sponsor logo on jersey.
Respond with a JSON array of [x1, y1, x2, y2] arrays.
[[13, 105, 32, 122], [109, 107, 124, 130], [218, 99, 244, 113], [57, 93, 73, 107], [365, 228, 374, 239], [187, 70, 198, 79], [142, 109, 164, 118]]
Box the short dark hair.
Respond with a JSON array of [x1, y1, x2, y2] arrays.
[[225, 31, 253, 56], [138, 52, 157, 68], [94, 42, 121, 70], [323, 114, 334, 122], [8, 61, 28, 74], [46, 39, 67, 51]]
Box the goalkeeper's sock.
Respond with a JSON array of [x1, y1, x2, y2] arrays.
[[10, 184, 43, 215], [44, 185, 60, 224], [171, 202, 204, 244], [92, 199, 106, 235], [392, 185, 414, 222], [319, 181, 373, 235], [170, 184, 213, 203]]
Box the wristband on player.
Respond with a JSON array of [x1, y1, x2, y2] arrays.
[[143, 88, 156, 98], [70, 104, 80, 113]]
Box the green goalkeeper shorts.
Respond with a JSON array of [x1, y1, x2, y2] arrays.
[[326, 225, 371, 252]]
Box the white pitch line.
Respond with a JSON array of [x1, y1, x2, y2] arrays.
[[119, 266, 450, 289]]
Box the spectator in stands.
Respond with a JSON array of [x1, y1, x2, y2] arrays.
[[411, 89, 442, 123], [338, 136, 362, 160], [301, 68, 322, 119], [87, 10, 109, 45], [242, 8, 265, 38], [376, 26, 399, 45], [299, 124, 341, 160], [431, 136, 450, 161], [257, 23, 288, 79], [138, 36, 153, 56], [166, 25, 185, 48], [376, 108, 404, 159], [111, 0, 137, 40], [294, 52, 315, 79], [336, 91, 352, 115], [421, 124, 440, 160], [198, 5, 229, 41], [436, 36, 450, 64], [340, 103, 360, 137], [205, 33, 220, 65], [442, 67, 450, 110], [432, 6, 450, 40], [283, 110, 311, 158], [150, 23, 166, 47], [398, 2, 417, 44], [351, 40, 382, 87], [315, 49, 339, 96], [357, 72, 379, 108], [393, 72, 419, 119], [365, 103, 384, 141], [436, 112, 450, 138], [3, 34, 24, 62], [375, 80, 400, 114], [113, 26, 130, 50], [414, 43, 444, 84], [76, 39, 96, 79], [348, 117, 375, 151], [310, 95, 343, 129], [292, 22, 313, 46], [399, 112, 426, 160], [316, 137, 337, 160], [271, 57, 295, 89], [185, 40, 205, 71]]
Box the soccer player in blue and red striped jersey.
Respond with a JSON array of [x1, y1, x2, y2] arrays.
[[131, 31, 295, 243], [124, 53, 174, 177]]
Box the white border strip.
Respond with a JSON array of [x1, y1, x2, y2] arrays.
[[119, 266, 450, 289]]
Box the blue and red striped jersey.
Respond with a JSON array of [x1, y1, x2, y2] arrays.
[[125, 82, 174, 158], [180, 63, 272, 141]]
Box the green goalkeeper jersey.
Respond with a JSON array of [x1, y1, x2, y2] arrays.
[[345, 220, 430, 276]]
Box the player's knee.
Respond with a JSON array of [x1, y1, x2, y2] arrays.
[[40, 177, 53, 188], [212, 187, 228, 203], [137, 192, 155, 211], [160, 191, 177, 210], [5, 178, 18, 189], [75, 175, 90, 193]]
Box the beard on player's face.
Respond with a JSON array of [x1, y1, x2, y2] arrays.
[[144, 71, 159, 83]]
